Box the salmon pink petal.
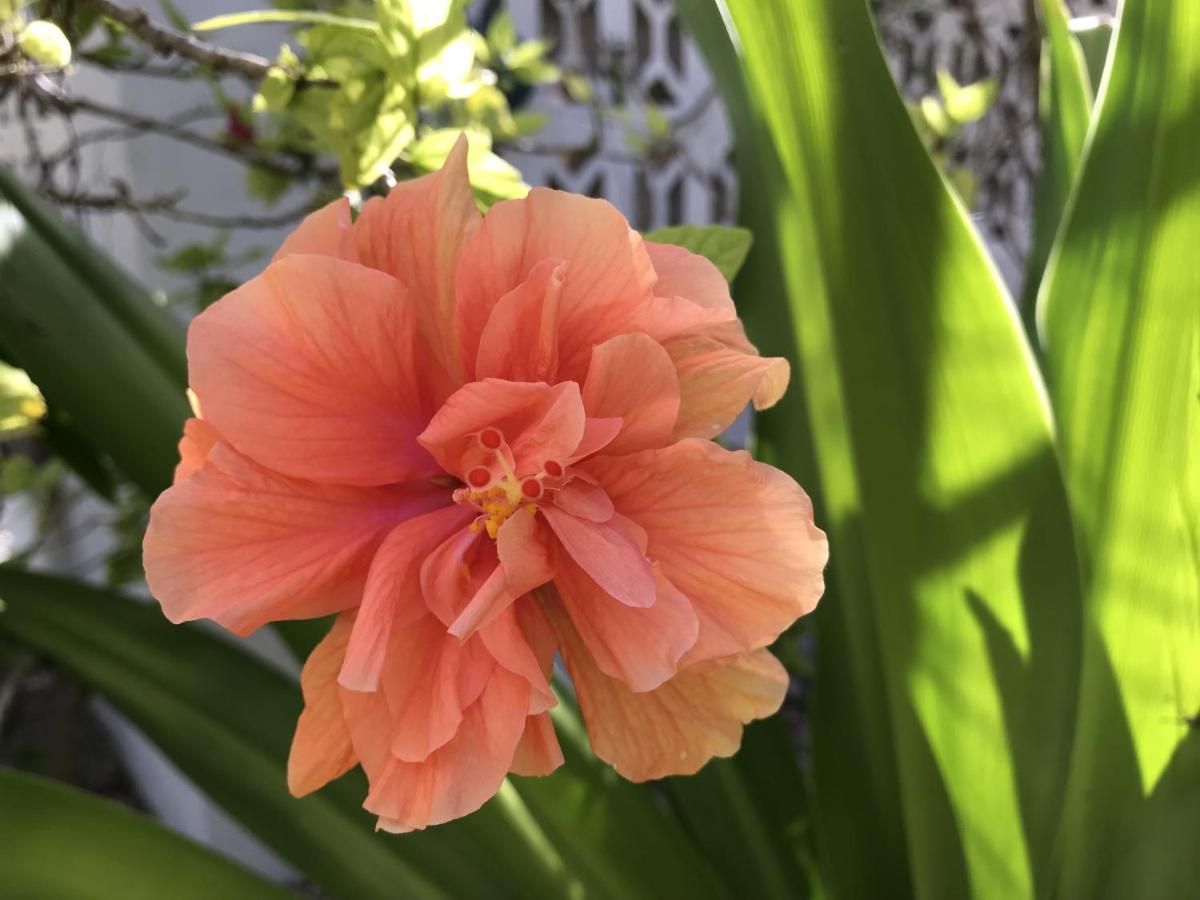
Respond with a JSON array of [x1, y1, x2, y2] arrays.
[[456, 189, 656, 377], [174, 417, 220, 483], [475, 258, 565, 382], [479, 598, 556, 714], [144, 443, 446, 635], [354, 136, 480, 379], [510, 713, 564, 777], [662, 322, 790, 440], [364, 667, 530, 832], [558, 610, 789, 780], [421, 526, 494, 628], [272, 196, 358, 263], [381, 615, 496, 762], [447, 565, 513, 641], [645, 241, 736, 315], [550, 554, 698, 692], [188, 254, 442, 486], [571, 416, 623, 461], [582, 333, 681, 454], [584, 439, 827, 664], [419, 380, 586, 479], [341, 505, 474, 692], [542, 504, 655, 608], [552, 479, 614, 522], [288, 614, 356, 796], [447, 510, 551, 639]]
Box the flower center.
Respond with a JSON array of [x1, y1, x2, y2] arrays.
[[453, 427, 565, 539]]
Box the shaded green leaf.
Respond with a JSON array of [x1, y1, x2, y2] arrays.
[[0, 768, 291, 900], [0, 569, 560, 900], [0, 173, 189, 496]]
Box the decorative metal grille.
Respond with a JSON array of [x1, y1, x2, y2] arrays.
[[501, 0, 1118, 288]]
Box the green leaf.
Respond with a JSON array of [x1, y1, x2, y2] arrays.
[[509, 697, 732, 900], [642, 224, 754, 283], [0, 569, 560, 900], [1038, 0, 1200, 895], [486, 10, 516, 54], [408, 128, 529, 206], [1072, 15, 1115, 93], [0, 171, 189, 496], [0, 166, 186, 389], [193, 10, 382, 35], [1022, 0, 1093, 330], [935, 70, 996, 125], [683, 1, 1085, 897], [0, 768, 291, 900]]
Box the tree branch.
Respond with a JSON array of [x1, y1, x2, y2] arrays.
[[84, 0, 278, 81], [28, 77, 330, 181]]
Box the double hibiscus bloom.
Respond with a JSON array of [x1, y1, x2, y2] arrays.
[[143, 139, 827, 832]]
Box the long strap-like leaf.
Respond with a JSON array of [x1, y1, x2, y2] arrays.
[[0, 768, 292, 900], [1040, 0, 1200, 894], [686, 1, 1086, 896]]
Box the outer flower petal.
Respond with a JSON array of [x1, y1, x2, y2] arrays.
[[645, 241, 736, 315], [542, 504, 656, 609], [582, 333, 681, 454], [480, 596, 557, 714], [189, 254, 442, 486], [341, 505, 474, 692], [474, 258, 565, 382], [363, 667, 530, 832], [585, 439, 827, 663], [288, 614, 356, 796], [272, 196, 359, 263], [354, 136, 480, 379], [557, 607, 789, 781], [456, 189, 656, 377], [510, 713, 564, 777], [144, 443, 444, 635], [447, 510, 552, 640], [174, 417, 220, 483], [551, 553, 698, 692], [662, 322, 790, 440], [381, 615, 495, 763], [419, 379, 586, 479]]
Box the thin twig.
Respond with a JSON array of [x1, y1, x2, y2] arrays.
[[43, 182, 316, 229], [29, 77, 319, 179], [84, 0, 277, 81]]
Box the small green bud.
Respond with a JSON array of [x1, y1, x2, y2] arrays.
[[18, 20, 72, 69]]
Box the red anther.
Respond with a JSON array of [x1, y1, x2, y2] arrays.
[[467, 466, 492, 489], [478, 427, 504, 450], [542, 459, 564, 478], [520, 478, 544, 500]]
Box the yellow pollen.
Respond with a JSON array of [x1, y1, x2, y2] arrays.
[[463, 483, 536, 540]]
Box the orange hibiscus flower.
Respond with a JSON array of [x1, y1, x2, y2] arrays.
[[144, 138, 827, 832]]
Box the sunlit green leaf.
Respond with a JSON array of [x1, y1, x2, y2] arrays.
[[408, 128, 528, 206], [1023, 0, 1093, 327], [193, 10, 381, 35], [935, 70, 996, 125], [0, 362, 45, 436], [643, 224, 753, 283], [1039, 0, 1200, 894], [0, 769, 291, 900], [683, 2, 1085, 897]]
